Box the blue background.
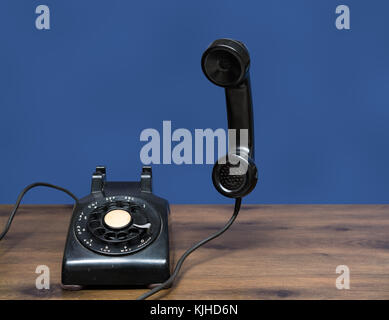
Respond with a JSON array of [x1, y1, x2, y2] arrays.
[[1, 1, 388, 204]]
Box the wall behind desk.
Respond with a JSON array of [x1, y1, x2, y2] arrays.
[[1, 1, 388, 204]]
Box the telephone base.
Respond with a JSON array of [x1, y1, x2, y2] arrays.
[[61, 166, 171, 288]]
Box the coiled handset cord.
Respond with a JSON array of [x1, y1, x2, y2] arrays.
[[0, 183, 241, 301], [136, 197, 242, 300], [0, 183, 79, 241]]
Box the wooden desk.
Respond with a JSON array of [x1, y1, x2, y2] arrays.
[[0, 204, 388, 300]]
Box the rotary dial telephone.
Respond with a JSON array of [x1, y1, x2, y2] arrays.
[[62, 166, 171, 288], [1, 39, 258, 300]]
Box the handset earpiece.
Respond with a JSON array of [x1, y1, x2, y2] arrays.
[[201, 39, 258, 198]]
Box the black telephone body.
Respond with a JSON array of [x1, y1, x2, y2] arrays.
[[61, 166, 171, 288]]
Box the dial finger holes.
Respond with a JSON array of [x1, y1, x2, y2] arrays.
[[128, 228, 140, 237], [89, 213, 98, 220], [89, 220, 101, 229], [95, 228, 105, 236], [130, 205, 141, 213], [104, 232, 116, 241], [117, 232, 128, 240]]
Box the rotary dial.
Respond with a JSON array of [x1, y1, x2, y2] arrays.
[[74, 195, 161, 255]]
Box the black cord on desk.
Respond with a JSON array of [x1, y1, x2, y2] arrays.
[[136, 197, 242, 300], [0, 182, 79, 241]]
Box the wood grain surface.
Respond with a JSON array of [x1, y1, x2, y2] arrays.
[[0, 204, 388, 300]]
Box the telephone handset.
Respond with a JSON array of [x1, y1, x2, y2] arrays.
[[201, 39, 258, 198]]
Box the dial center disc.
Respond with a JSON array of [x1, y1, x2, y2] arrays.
[[104, 209, 131, 229]]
